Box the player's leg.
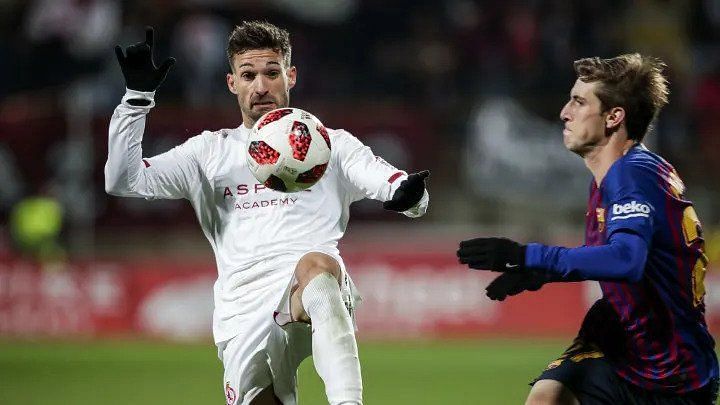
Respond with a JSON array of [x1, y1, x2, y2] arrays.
[[220, 287, 296, 405], [526, 335, 625, 405], [291, 252, 362, 405], [526, 380, 579, 405]]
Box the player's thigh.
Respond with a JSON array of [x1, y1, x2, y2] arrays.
[[532, 337, 622, 404], [220, 325, 275, 404], [526, 380, 579, 405], [294, 251, 341, 286]]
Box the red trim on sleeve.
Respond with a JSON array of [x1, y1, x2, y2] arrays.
[[388, 172, 403, 184], [143, 159, 151, 168]]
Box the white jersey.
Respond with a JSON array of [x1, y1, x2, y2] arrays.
[[105, 89, 429, 342]]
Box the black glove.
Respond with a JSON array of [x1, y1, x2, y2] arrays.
[[114, 27, 175, 92], [383, 170, 429, 212], [485, 271, 549, 301], [457, 237, 526, 272]]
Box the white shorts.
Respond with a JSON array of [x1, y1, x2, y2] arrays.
[[217, 251, 360, 405]]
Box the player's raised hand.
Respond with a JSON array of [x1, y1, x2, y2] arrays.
[[114, 27, 175, 92], [383, 170, 430, 212], [457, 237, 526, 272], [485, 271, 548, 301]]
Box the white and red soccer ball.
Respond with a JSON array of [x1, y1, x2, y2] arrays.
[[246, 108, 331, 192]]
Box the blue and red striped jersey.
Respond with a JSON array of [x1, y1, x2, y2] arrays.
[[585, 144, 718, 393]]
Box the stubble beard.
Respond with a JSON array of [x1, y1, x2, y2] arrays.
[[241, 92, 290, 126]]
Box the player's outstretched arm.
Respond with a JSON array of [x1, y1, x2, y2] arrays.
[[458, 232, 648, 299]]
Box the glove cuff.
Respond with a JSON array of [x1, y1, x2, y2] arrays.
[[122, 88, 156, 109]]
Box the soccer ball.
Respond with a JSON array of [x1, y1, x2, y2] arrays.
[[246, 108, 331, 192]]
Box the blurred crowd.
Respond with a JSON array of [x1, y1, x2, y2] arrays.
[[1, 0, 719, 259]]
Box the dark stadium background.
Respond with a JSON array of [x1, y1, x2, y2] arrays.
[[1, 1, 719, 403]]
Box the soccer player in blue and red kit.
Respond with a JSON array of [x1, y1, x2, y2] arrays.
[[458, 54, 719, 404]]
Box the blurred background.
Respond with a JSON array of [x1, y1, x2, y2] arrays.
[[1, 0, 719, 404]]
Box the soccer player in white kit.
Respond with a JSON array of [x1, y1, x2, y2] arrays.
[[106, 22, 430, 405]]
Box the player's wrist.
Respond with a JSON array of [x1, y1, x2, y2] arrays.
[[517, 243, 528, 269], [122, 88, 156, 109], [524, 243, 547, 270], [386, 171, 408, 195]]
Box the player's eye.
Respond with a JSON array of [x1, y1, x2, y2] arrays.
[[240, 72, 256, 81], [266, 70, 280, 79]]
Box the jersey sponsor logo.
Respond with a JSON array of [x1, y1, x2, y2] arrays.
[[223, 183, 269, 197], [234, 197, 298, 210], [219, 183, 309, 211], [222, 183, 311, 198], [610, 201, 651, 220]]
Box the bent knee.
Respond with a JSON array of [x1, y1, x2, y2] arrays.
[[295, 252, 341, 285], [526, 380, 578, 405]]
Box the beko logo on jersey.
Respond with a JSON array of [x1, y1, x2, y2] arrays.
[[610, 201, 651, 220]]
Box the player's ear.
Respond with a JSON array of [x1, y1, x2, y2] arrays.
[[606, 106, 625, 130], [227, 72, 238, 95], [287, 66, 297, 90]]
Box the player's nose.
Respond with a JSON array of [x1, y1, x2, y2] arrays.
[[559, 102, 571, 122], [254, 75, 270, 94]]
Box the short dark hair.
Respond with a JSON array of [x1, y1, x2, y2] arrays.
[[227, 21, 292, 71], [573, 53, 669, 142]]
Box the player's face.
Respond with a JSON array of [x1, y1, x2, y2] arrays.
[[559, 80, 609, 156], [226, 49, 297, 127]]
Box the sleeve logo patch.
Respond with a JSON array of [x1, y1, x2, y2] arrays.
[[611, 201, 651, 220]]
